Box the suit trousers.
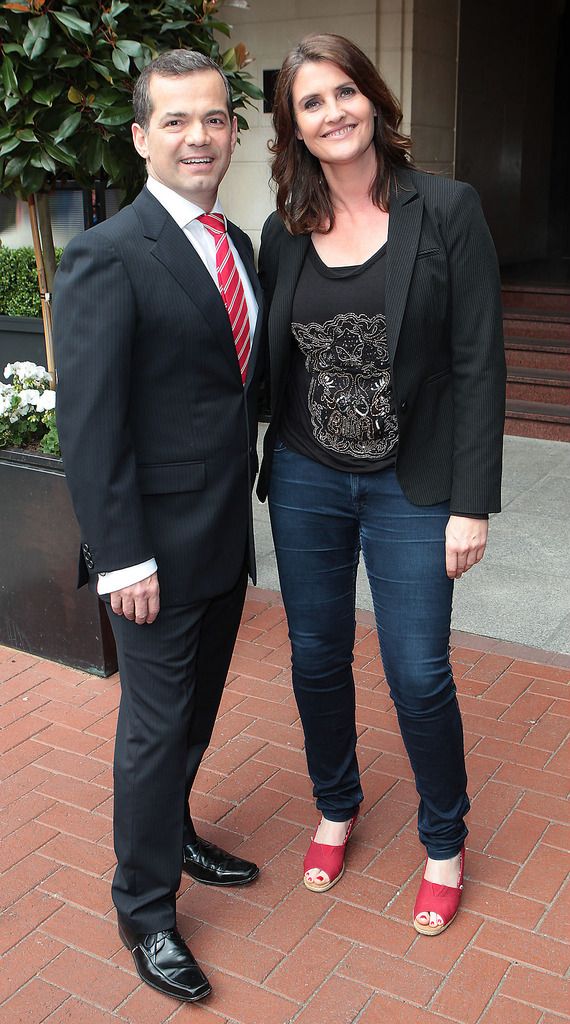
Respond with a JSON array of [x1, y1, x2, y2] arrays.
[[106, 565, 247, 933], [268, 442, 469, 859]]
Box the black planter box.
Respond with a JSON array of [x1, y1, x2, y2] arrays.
[[0, 315, 46, 369], [0, 448, 117, 676]]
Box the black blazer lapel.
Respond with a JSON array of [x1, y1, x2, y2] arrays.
[[268, 231, 310, 398], [385, 174, 424, 365], [133, 188, 239, 376], [265, 179, 423, 385]]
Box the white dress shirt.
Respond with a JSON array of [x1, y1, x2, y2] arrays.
[[97, 175, 258, 596]]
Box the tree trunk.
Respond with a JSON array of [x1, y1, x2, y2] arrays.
[[27, 194, 55, 388], [36, 192, 57, 293]]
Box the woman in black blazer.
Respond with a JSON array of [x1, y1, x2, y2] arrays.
[[258, 34, 505, 936]]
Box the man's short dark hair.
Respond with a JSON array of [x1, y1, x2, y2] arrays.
[[133, 49, 233, 130]]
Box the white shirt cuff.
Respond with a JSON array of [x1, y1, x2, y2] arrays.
[[97, 558, 157, 595]]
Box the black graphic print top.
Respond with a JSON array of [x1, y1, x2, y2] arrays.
[[280, 241, 399, 472]]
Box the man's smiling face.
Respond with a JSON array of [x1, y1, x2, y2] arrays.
[[132, 69, 237, 211]]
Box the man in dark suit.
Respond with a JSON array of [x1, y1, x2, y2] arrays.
[[54, 50, 263, 1003]]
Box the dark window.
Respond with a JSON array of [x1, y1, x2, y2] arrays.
[[263, 69, 279, 113]]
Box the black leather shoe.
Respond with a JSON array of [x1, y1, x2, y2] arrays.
[[182, 836, 259, 887], [118, 917, 211, 1002]]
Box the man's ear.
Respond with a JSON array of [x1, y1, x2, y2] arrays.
[[132, 122, 149, 160]]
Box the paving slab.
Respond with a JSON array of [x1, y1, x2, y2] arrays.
[[0, 599, 568, 1024]]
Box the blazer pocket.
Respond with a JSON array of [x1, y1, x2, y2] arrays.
[[416, 247, 442, 259], [137, 461, 206, 494], [425, 367, 451, 385]]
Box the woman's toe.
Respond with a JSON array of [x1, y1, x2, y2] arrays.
[[415, 910, 444, 929], [430, 912, 444, 928], [306, 868, 329, 885]]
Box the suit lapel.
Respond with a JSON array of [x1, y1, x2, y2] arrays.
[[268, 231, 310, 397], [385, 172, 424, 364], [133, 189, 239, 376]]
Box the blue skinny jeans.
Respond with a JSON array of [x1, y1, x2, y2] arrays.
[[268, 441, 469, 859]]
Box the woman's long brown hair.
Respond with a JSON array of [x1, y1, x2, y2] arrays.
[[270, 34, 412, 235]]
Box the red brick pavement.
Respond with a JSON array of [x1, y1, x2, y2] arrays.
[[0, 587, 569, 1024]]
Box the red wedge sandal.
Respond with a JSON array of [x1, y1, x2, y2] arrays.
[[413, 846, 465, 936], [303, 813, 359, 893]]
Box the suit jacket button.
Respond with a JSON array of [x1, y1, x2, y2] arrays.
[[400, 400, 408, 413]]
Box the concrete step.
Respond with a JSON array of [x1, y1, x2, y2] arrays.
[[502, 284, 570, 438], [502, 283, 570, 314], [505, 399, 570, 441], [503, 308, 570, 340], [506, 366, 570, 405], [505, 336, 570, 372]]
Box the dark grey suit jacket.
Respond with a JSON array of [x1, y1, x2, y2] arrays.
[[257, 167, 506, 514], [54, 186, 263, 606]]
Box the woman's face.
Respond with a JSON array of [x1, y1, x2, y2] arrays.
[[291, 59, 376, 170]]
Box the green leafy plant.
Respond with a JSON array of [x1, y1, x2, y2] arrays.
[[0, 359, 60, 453], [0, 245, 63, 315], [0, 0, 263, 377], [0, 0, 262, 199]]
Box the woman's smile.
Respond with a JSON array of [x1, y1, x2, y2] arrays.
[[321, 123, 357, 139]]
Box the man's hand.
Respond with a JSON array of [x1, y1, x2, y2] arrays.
[[445, 515, 488, 580], [110, 572, 160, 624]]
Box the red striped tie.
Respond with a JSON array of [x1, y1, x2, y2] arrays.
[[198, 213, 251, 384]]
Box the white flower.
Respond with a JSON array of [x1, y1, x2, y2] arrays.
[[0, 382, 15, 417], [4, 361, 34, 380], [32, 365, 52, 386], [4, 361, 52, 386], [35, 389, 56, 412], [17, 388, 41, 416]]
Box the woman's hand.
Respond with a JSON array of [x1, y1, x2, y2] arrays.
[[445, 515, 488, 579]]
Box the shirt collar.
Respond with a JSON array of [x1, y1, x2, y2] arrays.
[[145, 175, 224, 229]]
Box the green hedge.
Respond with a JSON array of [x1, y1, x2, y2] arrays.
[[0, 246, 63, 317]]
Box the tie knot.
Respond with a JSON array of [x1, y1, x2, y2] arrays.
[[198, 212, 226, 236]]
